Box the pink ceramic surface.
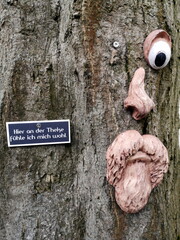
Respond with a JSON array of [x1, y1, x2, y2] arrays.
[[106, 130, 169, 213], [124, 67, 155, 120]]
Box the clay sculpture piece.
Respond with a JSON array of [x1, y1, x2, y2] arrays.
[[143, 29, 172, 69], [106, 130, 169, 213], [124, 67, 155, 120]]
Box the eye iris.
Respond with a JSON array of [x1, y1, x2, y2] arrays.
[[155, 52, 166, 67]]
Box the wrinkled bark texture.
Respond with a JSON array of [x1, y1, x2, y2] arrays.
[[0, 0, 179, 239]]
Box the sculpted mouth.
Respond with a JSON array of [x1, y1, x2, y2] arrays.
[[106, 130, 169, 213], [127, 151, 151, 163]]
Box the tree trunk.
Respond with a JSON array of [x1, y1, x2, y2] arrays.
[[0, 0, 179, 239]]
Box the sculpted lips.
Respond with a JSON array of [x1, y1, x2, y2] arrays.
[[127, 151, 151, 163], [106, 130, 169, 213]]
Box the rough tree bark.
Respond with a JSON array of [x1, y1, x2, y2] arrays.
[[0, 0, 179, 239]]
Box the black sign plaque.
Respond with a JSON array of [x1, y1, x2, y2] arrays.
[[6, 120, 71, 147]]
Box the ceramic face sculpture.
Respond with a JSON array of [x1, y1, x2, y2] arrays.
[[106, 29, 171, 213]]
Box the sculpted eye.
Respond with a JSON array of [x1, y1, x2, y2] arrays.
[[144, 30, 172, 69]]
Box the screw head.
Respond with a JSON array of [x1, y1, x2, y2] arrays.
[[36, 123, 41, 128], [113, 41, 120, 48]]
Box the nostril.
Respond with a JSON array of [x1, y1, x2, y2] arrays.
[[155, 52, 166, 67]]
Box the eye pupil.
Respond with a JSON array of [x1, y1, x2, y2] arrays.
[[155, 52, 166, 67]]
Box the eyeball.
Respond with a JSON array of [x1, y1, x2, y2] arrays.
[[143, 30, 172, 70], [148, 40, 171, 69]]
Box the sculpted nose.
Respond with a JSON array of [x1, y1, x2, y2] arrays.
[[124, 67, 155, 120]]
